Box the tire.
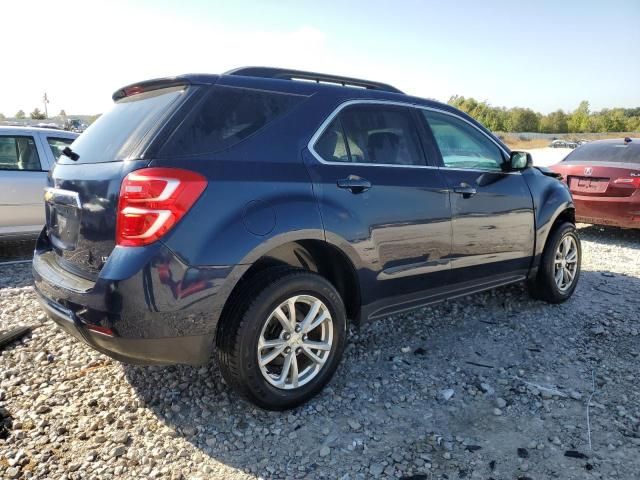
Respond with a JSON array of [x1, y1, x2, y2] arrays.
[[528, 222, 581, 303], [216, 268, 347, 410]]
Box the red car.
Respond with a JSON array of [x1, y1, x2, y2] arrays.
[[550, 138, 640, 228]]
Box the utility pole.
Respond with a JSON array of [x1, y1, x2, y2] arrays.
[[43, 92, 49, 119]]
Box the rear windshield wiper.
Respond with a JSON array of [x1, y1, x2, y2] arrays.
[[61, 146, 80, 161]]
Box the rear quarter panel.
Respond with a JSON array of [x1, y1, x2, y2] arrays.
[[155, 155, 325, 266], [152, 92, 329, 267]]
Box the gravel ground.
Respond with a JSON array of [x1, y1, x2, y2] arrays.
[[1, 225, 639, 479]]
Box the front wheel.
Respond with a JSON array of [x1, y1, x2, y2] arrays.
[[528, 222, 581, 303], [217, 269, 347, 410]]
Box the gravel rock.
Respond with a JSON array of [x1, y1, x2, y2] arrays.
[[5, 467, 20, 479], [347, 419, 361, 431], [440, 389, 455, 401], [369, 463, 384, 476], [111, 445, 127, 457], [113, 431, 129, 444], [480, 382, 495, 395]]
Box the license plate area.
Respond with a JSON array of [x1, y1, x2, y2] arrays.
[[568, 176, 609, 194], [44, 188, 82, 251]]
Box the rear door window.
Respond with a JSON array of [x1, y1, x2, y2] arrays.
[[0, 136, 42, 171], [46, 137, 74, 161], [314, 104, 425, 166], [161, 86, 305, 156], [61, 86, 187, 164]]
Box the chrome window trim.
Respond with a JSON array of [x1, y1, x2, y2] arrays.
[[307, 99, 516, 174]]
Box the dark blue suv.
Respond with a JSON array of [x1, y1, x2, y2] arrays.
[[33, 67, 580, 410]]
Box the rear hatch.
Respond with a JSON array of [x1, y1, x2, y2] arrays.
[[555, 140, 640, 197], [45, 83, 196, 278]]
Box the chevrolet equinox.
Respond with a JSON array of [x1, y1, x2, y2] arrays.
[[33, 67, 581, 410]]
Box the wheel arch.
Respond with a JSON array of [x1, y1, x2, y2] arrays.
[[217, 238, 362, 341], [530, 202, 576, 278]]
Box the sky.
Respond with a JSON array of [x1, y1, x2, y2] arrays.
[[2, 0, 639, 116]]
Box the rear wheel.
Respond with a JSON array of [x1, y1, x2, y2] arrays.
[[529, 222, 581, 303], [217, 269, 347, 410]]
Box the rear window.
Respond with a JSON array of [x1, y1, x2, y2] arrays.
[[63, 86, 187, 164], [564, 141, 640, 164], [161, 86, 304, 156]]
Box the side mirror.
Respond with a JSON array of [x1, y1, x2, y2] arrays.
[[509, 151, 533, 171]]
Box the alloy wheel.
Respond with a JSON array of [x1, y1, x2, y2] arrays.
[[554, 234, 578, 292], [257, 295, 334, 390]]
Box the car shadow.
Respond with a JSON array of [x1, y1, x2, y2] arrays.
[[121, 267, 640, 477], [0, 239, 36, 263], [577, 223, 640, 249]]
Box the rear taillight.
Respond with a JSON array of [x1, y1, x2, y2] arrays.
[[116, 168, 207, 247], [613, 177, 640, 189]]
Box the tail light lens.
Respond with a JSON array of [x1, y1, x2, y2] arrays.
[[116, 168, 207, 247], [613, 177, 640, 189]]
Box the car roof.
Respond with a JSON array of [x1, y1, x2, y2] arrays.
[[111, 67, 510, 154], [115, 69, 491, 132], [584, 137, 639, 145], [115, 68, 463, 114], [0, 125, 79, 137]]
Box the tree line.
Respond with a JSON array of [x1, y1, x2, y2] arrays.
[[0, 109, 47, 120], [448, 96, 640, 133], [3, 100, 639, 133]]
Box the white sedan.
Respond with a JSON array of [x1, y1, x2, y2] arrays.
[[0, 126, 78, 239]]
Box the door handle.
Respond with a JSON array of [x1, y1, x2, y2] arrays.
[[337, 175, 372, 194], [453, 183, 477, 198]]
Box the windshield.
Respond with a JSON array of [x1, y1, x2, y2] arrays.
[[61, 86, 188, 164]]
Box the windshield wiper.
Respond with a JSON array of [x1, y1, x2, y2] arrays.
[[61, 146, 80, 161]]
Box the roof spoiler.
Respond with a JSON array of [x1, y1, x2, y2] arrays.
[[112, 77, 191, 101], [224, 66, 403, 94]]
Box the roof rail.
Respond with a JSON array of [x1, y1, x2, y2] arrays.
[[224, 67, 403, 94]]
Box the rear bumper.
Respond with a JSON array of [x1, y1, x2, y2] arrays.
[[573, 193, 640, 228], [32, 230, 249, 365], [36, 291, 213, 365]]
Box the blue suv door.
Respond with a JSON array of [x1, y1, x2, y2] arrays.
[[304, 102, 453, 320], [419, 108, 535, 284]]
